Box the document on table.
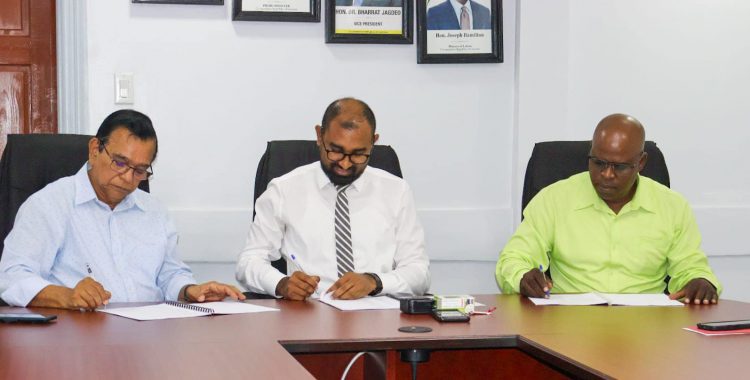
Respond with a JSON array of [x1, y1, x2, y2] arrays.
[[318, 292, 401, 311], [99, 300, 280, 321], [529, 293, 684, 306]]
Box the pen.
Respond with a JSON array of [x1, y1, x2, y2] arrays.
[[290, 254, 306, 274], [539, 265, 551, 298], [86, 263, 95, 280], [84, 263, 106, 309], [290, 254, 320, 296]]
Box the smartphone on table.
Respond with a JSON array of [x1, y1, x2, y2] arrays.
[[696, 319, 750, 331], [0, 313, 57, 323]]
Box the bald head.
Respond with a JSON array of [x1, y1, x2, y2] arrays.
[[588, 113, 648, 213], [592, 113, 645, 153], [320, 97, 376, 137]]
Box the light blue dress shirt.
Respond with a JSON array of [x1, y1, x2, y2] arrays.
[[0, 164, 196, 306]]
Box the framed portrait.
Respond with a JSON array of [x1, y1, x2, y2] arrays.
[[133, 0, 224, 4], [233, 0, 320, 21], [417, 0, 503, 64], [325, 0, 413, 44]]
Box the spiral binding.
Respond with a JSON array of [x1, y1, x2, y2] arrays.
[[165, 301, 215, 314]]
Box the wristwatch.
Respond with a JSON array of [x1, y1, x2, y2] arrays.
[[365, 273, 382, 296]]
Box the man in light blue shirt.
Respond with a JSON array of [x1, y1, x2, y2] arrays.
[[0, 110, 244, 309]]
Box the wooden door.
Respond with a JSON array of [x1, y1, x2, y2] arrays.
[[0, 0, 57, 154]]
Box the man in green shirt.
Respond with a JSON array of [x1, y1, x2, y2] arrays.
[[496, 114, 720, 305]]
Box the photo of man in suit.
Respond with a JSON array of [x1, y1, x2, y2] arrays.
[[427, 0, 492, 30], [336, 0, 402, 6]]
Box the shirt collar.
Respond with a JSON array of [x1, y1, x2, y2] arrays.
[[74, 163, 147, 212], [314, 162, 367, 193], [450, 0, 473, 13], [573, 173, 655, 214]]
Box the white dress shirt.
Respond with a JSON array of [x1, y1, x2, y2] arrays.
[[236, 162, 430, 297]]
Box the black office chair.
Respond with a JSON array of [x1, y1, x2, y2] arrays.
[[244, 140, 403, 299], [521, 140, 670, 212], [520, 140, 671, 292], [0, 134, 150, 306]]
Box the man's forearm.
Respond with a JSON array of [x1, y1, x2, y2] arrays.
[[28, 285, 74, 309]]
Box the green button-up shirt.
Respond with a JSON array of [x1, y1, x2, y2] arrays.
[[496, 172, 721, 295]]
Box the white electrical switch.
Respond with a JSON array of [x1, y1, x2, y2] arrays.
[[115, 73, 134, 104]]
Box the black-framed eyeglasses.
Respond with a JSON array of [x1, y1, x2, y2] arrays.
[[587, 153, 642, 174], [321, 141, 371, 165], [100, 142, 153, 181]]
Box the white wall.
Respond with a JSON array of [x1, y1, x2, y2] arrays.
[[81, 0, 750, 301], [84, 0, 518, 293]]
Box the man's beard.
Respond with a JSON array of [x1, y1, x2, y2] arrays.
[[320, 161, 364, 186]]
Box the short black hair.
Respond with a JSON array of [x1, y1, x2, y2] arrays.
[[95, 109, 158, 160], [320, 97, 376, 136]]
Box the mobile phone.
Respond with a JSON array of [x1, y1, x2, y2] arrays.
[[696, 319, 750, 331], [0, 313, 57, 323], [432, 309, 470, 323]]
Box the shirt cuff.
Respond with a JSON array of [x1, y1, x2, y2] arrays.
[[378, 272, 403, 296], [165, 275, 197, 302], [1, 276, 54, 307], [261, 270, 287, 297]]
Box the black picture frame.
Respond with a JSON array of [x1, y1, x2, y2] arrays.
[[417, 0, 503, 64], [133, 0, 224, 4], [325, 0, 413, 44], [232, 0, 320, 22]]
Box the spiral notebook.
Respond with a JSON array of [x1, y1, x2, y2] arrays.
[[99, 301, 279, 321]]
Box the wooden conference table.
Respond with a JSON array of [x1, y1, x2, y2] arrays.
[[1, 295, 749, 379]]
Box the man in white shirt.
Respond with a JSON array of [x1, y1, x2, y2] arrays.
[[236, 98, 430, 300]]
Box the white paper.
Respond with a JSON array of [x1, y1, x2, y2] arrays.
[[99, 303, 209, 321], [529, 293, 683, 307], [529, 293, 608, 306], [192, 301, 280, 314], [318, 292, 400, 311], [598, 293, 684, 307], [99, 301, 280, 321]]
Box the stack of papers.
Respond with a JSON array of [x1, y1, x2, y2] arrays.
[[529, 293, 684, 306], [100, 301, 280, 321], [318, 292, 401, 311]]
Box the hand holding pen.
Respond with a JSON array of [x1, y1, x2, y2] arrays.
[[72, 264, 111, 311], [275, 254, 320, 301], [519, 264, 553, 299]]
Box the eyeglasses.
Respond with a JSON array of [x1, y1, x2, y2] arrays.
[[101, 143, 153, 181], [321, 141, 371, 165], [587, 154, 642, 175]]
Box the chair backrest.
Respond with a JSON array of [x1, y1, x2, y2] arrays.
[[521, 140, 670, 213], [0, 134, 150, 258], [253, 140, 403, 274]]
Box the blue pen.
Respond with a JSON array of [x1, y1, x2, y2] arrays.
[[290, 254, 306, 273], [539, 265, 551, 298], [290, 254, 320, 296]]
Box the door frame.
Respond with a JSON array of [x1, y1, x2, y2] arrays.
[[56, 0, 88, 135]]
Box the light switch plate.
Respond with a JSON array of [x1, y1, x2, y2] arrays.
[[115, 73, 134, 104]]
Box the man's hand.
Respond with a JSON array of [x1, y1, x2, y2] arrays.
[[275, 271, 320, 301], [29, 278, 111, 310], [185, 281, 246, 303], [326, 272, 376, 300], [69, 277, 112, 310], [519, 268, 553, 298], [669, 278, 718, 305]]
